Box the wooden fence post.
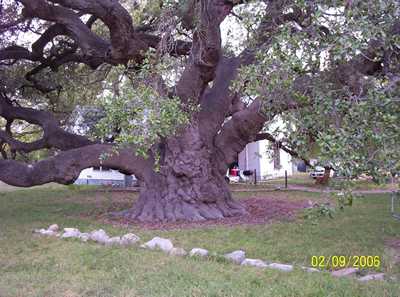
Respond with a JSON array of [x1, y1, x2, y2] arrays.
[[285, 170, 288, 188]]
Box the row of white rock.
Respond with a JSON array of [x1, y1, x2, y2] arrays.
[[34, 224, 384, 282]]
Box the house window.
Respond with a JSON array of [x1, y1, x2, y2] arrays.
[[273, 143, 281, 169]]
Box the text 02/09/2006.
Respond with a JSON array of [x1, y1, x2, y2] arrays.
[[311, 255, 381, 269]]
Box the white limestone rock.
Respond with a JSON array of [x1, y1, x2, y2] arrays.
[[189, 248, 209, 257], [33, 228, 46, 234], [105, 236, 121, 246], [89, 229, 109, 244], [48, 224, 59, 232], [61, 228, 81, 239], [79, 233, 90, 242], [301, 266, 320, 273], [34, 228, 58, 237], [42, 230, 58, 236], [358, 273, 385, 282], [169, 247, 187, 257], [224, 250, 246, 264], [120, 233, 140, 246], [267, 263, 294, 272], [143, 237, 174, 253], [241, 258, 268, 268]]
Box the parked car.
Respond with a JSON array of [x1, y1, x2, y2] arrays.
[[309, 166, 334, 179], [225, 168, 253, 183]]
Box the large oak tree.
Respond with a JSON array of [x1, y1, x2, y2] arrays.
[[0, 0, 399, 221]]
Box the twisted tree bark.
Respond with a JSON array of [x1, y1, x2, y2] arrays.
[[119, 124, 247, 222]]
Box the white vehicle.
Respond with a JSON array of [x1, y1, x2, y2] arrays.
[[309, 166, 325, 178], [225, 168, 253, 183], [309, 166, 334, 179]]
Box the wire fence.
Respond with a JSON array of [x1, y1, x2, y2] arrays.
[[391, 190, 400, 220]]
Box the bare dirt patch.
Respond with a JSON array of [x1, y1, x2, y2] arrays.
[[98, 197, 309, 230]]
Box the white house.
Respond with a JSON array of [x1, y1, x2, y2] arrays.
[[236, 116, 295, 180], [238, 140, 293, 180], [74, 166, 136, 186]]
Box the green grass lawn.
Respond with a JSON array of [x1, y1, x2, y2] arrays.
[[0, 186, 399, 297]]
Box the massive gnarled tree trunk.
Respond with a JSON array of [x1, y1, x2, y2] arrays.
[[0, 0, 397, 222], [127, 125, 247, 221]]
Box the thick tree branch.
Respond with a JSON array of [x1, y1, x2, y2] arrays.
[[198, 56, 242, 143], [138, 34, 192, 57], [31, 23, 68, 57], [46, 0, 148, 63], [0, 130, 47, 153], [176, 0, 233, 103], [0, 98, 93, 152], [214, 99, 267, 172], [198, 1, 312, 143], [255, 132, 312, 167], [1, 2, 192, 92], [0, 45, 41, 62], [0, 144, 151, 186], [18, 0, 111, 60]]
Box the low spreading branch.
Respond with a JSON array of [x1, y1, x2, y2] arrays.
[[255, 132, 312, 167], [0, 144, 151, 187], [0, 98, 93, 153]]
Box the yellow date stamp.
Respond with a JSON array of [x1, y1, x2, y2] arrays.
[[311, 255, 381, 269]]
